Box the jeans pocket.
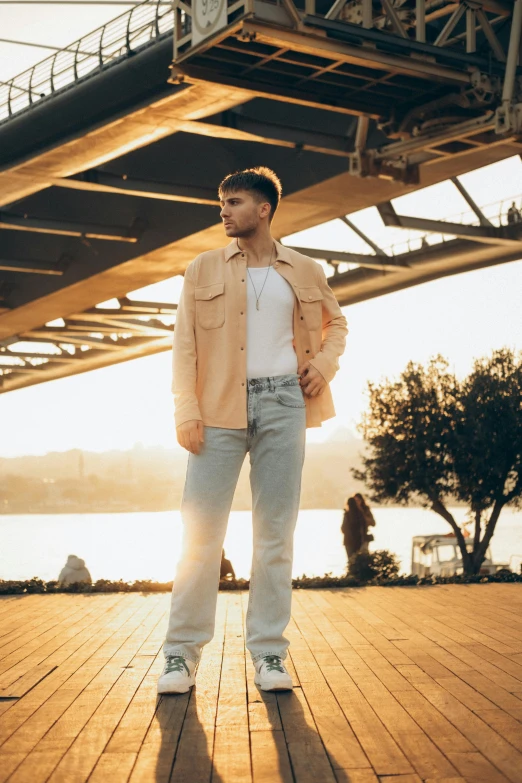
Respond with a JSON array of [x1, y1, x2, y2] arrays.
[[274, 385, 306, 409]]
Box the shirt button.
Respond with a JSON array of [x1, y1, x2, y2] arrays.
[[242, 382, 245, 386], [241, 279, 245, 282], [300, 316, 304, 320], [306, 349, 310, 354], [240, 311, 244, 315], [208, 293, 212, 298], [241, 347, 244, 350], [308, 295, 312, 299]]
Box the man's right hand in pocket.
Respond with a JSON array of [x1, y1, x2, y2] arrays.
[[176, 420, 204, 454]]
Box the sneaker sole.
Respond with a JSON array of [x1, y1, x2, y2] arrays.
[[157, 678, 195, 695], [254, 676, 293, 692]]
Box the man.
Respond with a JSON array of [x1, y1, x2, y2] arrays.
[[507, 201, 521, 225], [159, 167, 348, 695]]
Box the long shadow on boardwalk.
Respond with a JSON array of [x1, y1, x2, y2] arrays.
[[152, 689, 225, 783]]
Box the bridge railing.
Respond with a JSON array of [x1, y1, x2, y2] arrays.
[[382, 194, 522, 257], [0, 0, 173, 124]]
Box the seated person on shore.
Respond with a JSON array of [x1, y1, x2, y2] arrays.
[[58, 554, 92, 585], [220, 549, 236, 580]]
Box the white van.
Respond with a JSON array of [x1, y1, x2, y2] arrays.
[[411, 534, 508, 577]]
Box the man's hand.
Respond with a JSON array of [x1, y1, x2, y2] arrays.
[[176, 419, 204, 454], [297, 361, 327, 397]]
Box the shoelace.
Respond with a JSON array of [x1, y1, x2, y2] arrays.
[[263, 655, 285, 673], [165, 655, 190, 675]]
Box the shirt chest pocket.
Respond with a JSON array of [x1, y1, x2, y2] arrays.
[[298, 286, 323, 330], [195, 282, 225, 329]]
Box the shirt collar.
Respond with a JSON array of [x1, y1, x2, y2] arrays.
[[224, 238, 293, 266]]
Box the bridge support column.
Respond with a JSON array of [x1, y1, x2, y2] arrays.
[[496, 0, 522, 134]]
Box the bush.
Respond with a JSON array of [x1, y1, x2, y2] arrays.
[[0, 568, 520, 595], [348, 549, 400, 583]]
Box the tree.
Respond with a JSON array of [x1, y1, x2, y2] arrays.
[[354, 349, 522, 575]]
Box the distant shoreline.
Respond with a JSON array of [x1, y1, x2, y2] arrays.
[[0, 502, 434, 515]]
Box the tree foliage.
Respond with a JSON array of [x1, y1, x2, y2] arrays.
[[355, 349, 522, 574]]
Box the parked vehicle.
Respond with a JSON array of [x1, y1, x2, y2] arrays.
[[411, 533, 509, 577]]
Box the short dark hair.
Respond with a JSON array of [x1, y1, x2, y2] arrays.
[[218, 166, 282, 222]]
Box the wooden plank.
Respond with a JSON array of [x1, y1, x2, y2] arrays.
[[403, 677, 522, 782], [0, 665, 57, 699], [168, 592, 228, 783], [295, 593, 459, 781], [212, 593, 251, 783], [0, 597, 93, 660], [333, 770, 378, 783], [445, 751, 511, 782], [0, 597, 117, 687], [0, 598, 78, 645], [0, 596, 136, 783], [250, 730, 293, 783], [277, 686, 337, 783], [128, 691, 190, 783], [3, 597, 162, 783], [436, 672, 522, 719], [474, 709, 522, 753], [2, 586, 522, 783], [43, 600, 164, 783], [0, 595, 128, 744], [392, 689, 475, 755]]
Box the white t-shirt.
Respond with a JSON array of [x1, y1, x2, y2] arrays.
[[246, 266, 298, 379]]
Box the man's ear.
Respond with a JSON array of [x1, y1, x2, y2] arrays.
[[260, 201, 271, 220]]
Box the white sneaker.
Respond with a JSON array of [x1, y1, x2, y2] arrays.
[[157, 655, 196, 694], [254, 655, 293, 691]]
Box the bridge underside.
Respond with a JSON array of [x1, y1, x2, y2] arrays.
[[0, 0, 521, 392]]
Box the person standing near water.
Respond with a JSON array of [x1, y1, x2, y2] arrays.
[[159, 167, 348, 695], [341, 493, 376, 562]]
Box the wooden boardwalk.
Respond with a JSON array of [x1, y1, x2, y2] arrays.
[[0, 585, 522, 783]]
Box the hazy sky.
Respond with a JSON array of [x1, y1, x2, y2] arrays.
[[1, 7, 521, 457]]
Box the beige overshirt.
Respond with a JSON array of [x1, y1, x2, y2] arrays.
[[172, 239, 348, 429]]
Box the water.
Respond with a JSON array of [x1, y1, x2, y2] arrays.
[[1, 507, 521, 583]]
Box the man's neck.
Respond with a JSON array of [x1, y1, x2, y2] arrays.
[[236, 233, 275, 266]]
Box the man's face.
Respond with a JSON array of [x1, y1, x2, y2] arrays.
[[219, 190, 270, 237]]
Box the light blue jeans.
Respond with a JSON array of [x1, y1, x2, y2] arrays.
[[164, 373, 307, 664]]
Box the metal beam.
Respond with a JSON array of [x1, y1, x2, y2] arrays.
[[239, 21, 472, 85], [416, 0, 426, 42], [281, 0, 302, 28], [51, 173, 219, 206], [1, 351, 76, 362], [24, 330, 124, 349], [501, 0, 522, 105], [340, 216, 388, 256], [0, 37, 92, 56], [64, 316, 173, 338], [434, 3, 467, 47], [287, 245, 407, 271], [0, 259, 64, 275], [0, 213, 141, 242], [476, 7, 506, 61], [450, 176, 493, 227], [325, 0, 347, 21], [466, 7, 476, 53], [381, 0, 409, 38], [377, 202, 522, 247]]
